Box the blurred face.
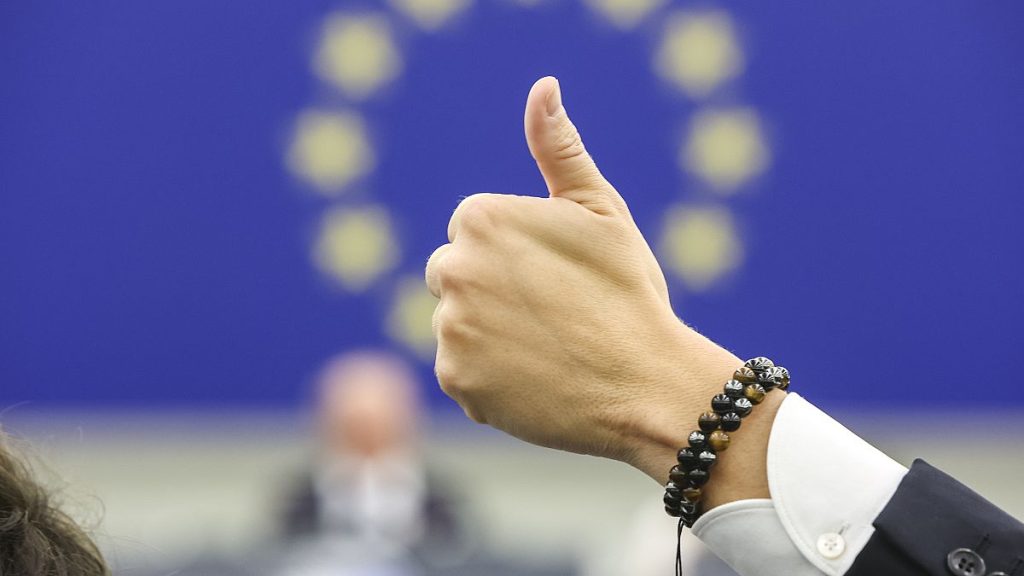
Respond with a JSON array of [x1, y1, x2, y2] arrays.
[[317, 353, 420, 458]]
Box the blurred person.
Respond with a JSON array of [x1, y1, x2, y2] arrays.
[[0, 434, 107, 576], [425, 76, 1024, 575], [279, 351, 463, 566]]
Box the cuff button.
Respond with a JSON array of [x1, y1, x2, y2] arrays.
[[816, 532, 846, 559], [946, 548, 986, 576]]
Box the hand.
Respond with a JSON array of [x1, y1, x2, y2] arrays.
[[425, 78, 779, 505]]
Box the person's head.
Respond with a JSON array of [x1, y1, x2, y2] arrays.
[[0, 434, 108, 575], [315, 350, 422, 458]]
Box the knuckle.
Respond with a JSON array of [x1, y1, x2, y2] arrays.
[[434, 359, 459, 397], [462, 404, 487, 425], [455, 193, 501, 235], [440, 266, 468, 295], [424, 245, 449, 296], [433, 350, 486, 426], [431, 302, 451, 345], [437, 308, 468, 341]]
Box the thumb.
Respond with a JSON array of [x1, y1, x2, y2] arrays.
[[524, 76, 625, 214]]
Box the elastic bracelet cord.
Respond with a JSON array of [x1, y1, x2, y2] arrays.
[[663, 357, 790, 576]]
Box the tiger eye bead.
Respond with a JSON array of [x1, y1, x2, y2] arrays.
[[686, 468, 710, 486], [697, 449, 718, 469], [669, 465, 688, 485], [733, 366, 758, 384], [708, 430, 731, 451], [745, 356, 774, 374], [723, 380, 745, 399], [688, 430, 708, 450], [720, 412, 742, 431], [682, 487, 703, 502], [743, 383, 767, 404], [677, 447, 699, 469], [733, 397, 754, 417], [698, 411, 721, 432], [711, 394, 734, 414]]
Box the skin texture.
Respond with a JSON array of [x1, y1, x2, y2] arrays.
[[425, 77, 782, 510]]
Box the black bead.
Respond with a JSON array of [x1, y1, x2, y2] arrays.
[[664, 481, 682, 499], [697, 411, 721, 433], [762, 365, 787, 388], [664, 505, 682, 517], [757, 369, 777, 390], [669, 465, 688, 485], [711, 394, 734, 414], [744, 357, 774, 374], [697, 449, 717, 469], [733, 397, 754, 417], [720, 412, 742, 432], [775, 366, 790, 390], [676, 447, 699, 469], [686, 468, 710, 486], [663, 491, 682, 506], [688, 430, 708, 450], [723, 380, 744, 398], [680, 501, 699, 514]]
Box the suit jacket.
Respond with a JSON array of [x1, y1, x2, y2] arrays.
[[848, 460, 1024, 576], [279, 465, 463, 553]]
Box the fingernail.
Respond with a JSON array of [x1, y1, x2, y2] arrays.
[[546, 77, 562, 116]]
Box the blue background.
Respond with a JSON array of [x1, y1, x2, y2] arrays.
[[2, 0, 1022, 411]]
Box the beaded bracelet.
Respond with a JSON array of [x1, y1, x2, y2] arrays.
[[663, 357, 789, 574]]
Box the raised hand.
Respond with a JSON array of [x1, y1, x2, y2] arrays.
[[424, 78, 770, 504]]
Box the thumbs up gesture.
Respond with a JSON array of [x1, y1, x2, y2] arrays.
[[425, 78, 751, 483]]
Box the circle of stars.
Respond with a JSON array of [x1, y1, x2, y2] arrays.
[[285, 0, 772, 359]]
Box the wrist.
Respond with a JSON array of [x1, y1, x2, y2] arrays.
[[622, 324, 783, 511]]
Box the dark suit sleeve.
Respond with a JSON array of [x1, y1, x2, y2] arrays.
[[847, 459, 1024, 576]]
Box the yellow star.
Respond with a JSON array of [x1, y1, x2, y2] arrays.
[[682, 108, 769, 193], [583, 0, 667, 29], [660, 204, 742, 291], [387, 276, 439, 360], [287, 110, 374, 195], [654, 10, 743, 98], [313, 206, 399, 291], [390, 0, 473, 31], [315, 14, 401, 99]]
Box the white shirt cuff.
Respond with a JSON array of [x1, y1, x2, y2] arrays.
[[692, 393, 908, 576]]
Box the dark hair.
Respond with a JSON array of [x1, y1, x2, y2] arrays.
[[0, 435, 108, 576]]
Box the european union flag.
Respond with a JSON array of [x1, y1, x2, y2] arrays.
[[1, 0, 1022, 411]]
